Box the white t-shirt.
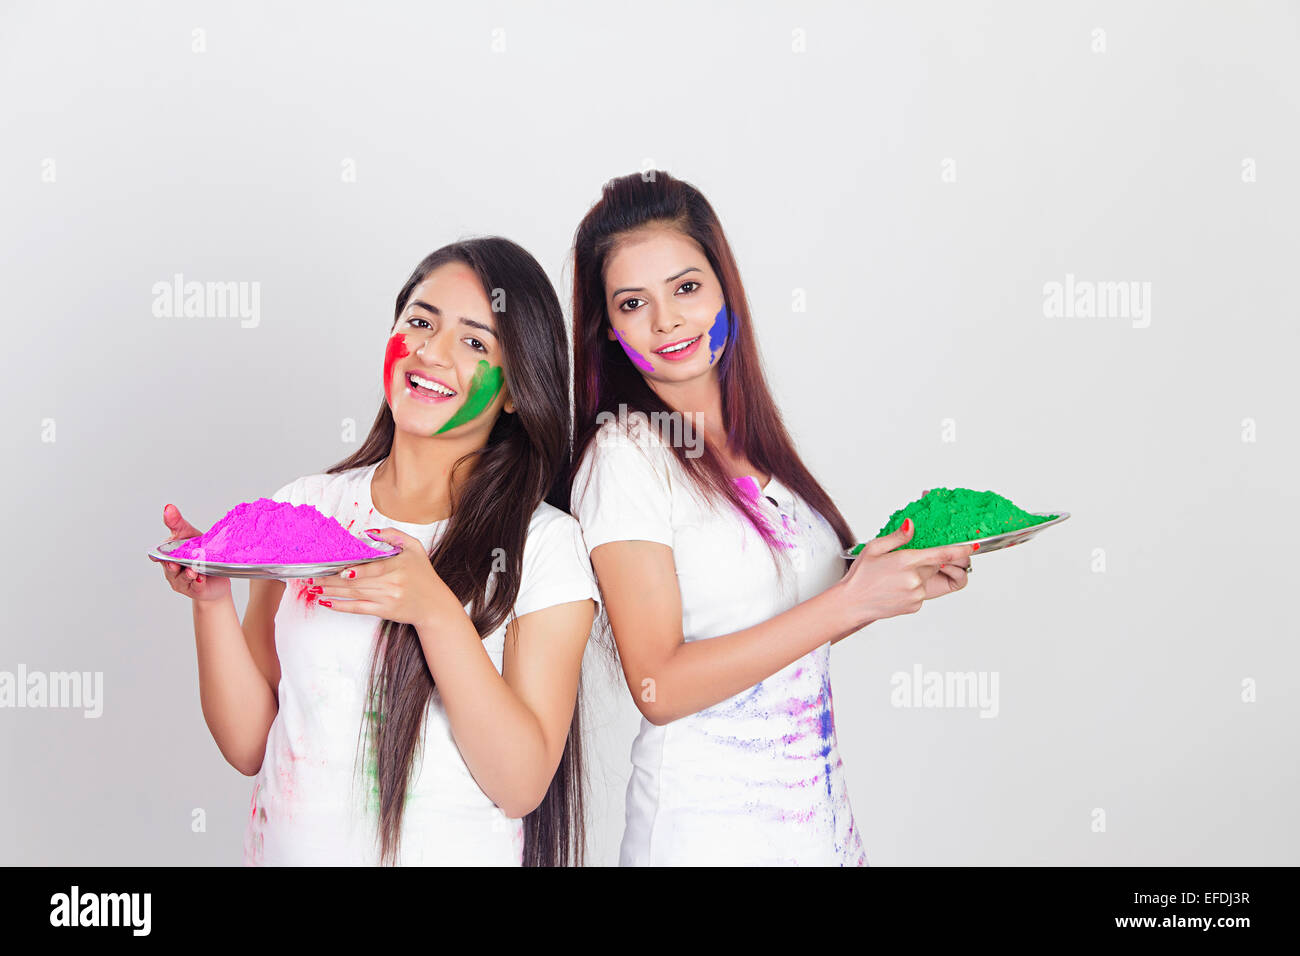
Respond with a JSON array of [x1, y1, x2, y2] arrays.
[[571, 415, 868, 866], [242, 458, 600, 866]]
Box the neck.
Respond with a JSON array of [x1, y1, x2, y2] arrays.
[[649, 372, 728, 447], [374, 429, 483, 524]]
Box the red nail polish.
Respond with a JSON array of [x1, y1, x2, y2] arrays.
[[308, 578, 314, 585], [902, 518, 912, 532], [308, 586, 322, 594], [320, 600, 332, 607], [972, 543, 980, 551], [345, 569, 356, 579], [364, 528, 379, 534]]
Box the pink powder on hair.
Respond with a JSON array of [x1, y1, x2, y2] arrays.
[[169, 498, 395, 564], [733, 476, 795, 550]]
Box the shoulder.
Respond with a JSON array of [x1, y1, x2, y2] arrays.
[[523, 501, 586, 554], [574, 412, 675, 484], [511, 502, 600, 618], [592, 409, 671, 452]]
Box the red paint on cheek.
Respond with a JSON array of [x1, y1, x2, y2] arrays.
[[383, 333, 410, 405]]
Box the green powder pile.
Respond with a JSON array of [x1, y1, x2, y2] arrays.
[[856, 488, 1057, 552]]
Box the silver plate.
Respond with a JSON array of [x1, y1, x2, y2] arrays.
[[148, 537, 401, 580], [841, 511, 1070, 560]]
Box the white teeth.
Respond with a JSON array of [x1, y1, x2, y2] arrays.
[[658, 335, 700, 354], [409, 373, 455, 396]]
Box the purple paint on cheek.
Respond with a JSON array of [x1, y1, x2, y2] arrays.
[[613, 327, 654, 373], [708, 304, 732, 365]]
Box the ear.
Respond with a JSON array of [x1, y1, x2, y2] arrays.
[[502, 385, 515, 415], [606, 326, 617, 342]]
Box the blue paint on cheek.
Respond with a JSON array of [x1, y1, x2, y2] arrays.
[[613, 327, 654, 373], [708, 304, 732, 364]]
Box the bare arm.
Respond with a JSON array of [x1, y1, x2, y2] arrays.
[[591, 524, 974, 725], [190, 581, 282, 775], [155, 504, 282, 776], [591, 541, 857, 724], [242, 578, 283, 706], [414, 598, 595, 818]]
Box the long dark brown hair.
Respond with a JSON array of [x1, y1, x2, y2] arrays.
[[566, 170, 854, 553], [324, 238, 587, 866]]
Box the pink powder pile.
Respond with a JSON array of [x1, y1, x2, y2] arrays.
[[169, 498, 396, 565]]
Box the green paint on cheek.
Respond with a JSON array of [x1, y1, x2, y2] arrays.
[[434, 359, 504, 434]]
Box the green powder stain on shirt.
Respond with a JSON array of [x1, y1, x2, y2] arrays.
[[435, 360, 504, 434], [361, 705, 419, 828], [853, 487, 1058, 552], [362, 713, 382, 816]]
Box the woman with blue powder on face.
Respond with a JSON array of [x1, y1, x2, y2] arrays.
[[566, 172, 975, 865]]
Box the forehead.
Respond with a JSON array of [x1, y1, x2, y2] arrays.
[[604, 227, 706, 288], [407, 262, 493, 317]]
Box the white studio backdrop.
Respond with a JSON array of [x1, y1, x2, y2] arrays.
[[1, 0, 1296, 865]]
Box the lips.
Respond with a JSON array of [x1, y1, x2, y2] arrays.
[[405, 370, 458, 401], [653, 333, 703, 360], [655, 332, 707, 356]]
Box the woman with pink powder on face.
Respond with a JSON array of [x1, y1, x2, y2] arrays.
[[151, 238, 600, 866], [566, 172, 975, 865]]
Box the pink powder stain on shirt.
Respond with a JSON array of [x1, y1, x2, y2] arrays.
[[293, 578, 321, 613], [275, 732, 311, 816], [778, 805, 819, 824], [248, 781, 263, 826], [731, 476, 796, 551], [170, 498, 395, 564], [246, 782, 266, 865]]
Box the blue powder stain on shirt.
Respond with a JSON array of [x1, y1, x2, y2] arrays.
[[817, 706, 833, 754], [817, 676, 834, 795], [708, 678, 764, 718]]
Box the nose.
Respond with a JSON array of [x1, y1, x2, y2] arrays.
[[650, 301, 684, 336], [416, 327, 456, 367]]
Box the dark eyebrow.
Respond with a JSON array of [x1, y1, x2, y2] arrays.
[[408, 300, 498, 339], [610, 267, 702, 300]]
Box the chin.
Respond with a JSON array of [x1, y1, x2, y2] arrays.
[[392, 409, 443, 435]]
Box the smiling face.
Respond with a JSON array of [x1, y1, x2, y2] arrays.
[[604, 225, 732, 381], [384, 261, 512, 437]]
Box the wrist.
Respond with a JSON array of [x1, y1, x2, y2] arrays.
[[414, 588, 467, 638], [193, 588, 233, 610], [828, 579, 873, 635]]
